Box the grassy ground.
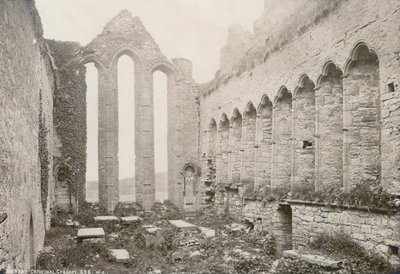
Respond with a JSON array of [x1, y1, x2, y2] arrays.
[[36, 204, 275, 274]]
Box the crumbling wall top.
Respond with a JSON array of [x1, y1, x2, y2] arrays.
[[203, 0, 346, 96]]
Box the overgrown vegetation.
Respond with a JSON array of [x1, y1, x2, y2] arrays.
[[290, 183, 398, 214], [244, 183, 398, 214], [41, 200, 278, 273], [47, 40, 87, 210], [50, 202, 96, 227], [39, 90, 50, 216], [309, 233, 395, 274], [37, 241, 117, 270]]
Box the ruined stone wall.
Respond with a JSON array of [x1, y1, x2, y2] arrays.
[[291, 203, 400, 259], [242, 201, 293, 255], [200, 0, 400, 196], [75, 12, 199, 212], [0, 0, 55, 269], [199, 0, 400, 257], [168, 60, 200, 210], [241, 200, 400, 257]]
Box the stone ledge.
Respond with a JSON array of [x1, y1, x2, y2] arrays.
[[385, 240, 400, 247], [287, 199, 398, 214], [282, 250, 342, 270]]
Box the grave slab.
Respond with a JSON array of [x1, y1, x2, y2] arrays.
[[199, 227, 216, 238], [82, 238, 105, 244], [110, 249, 130, 262], [94, 216, 119, 222], [283, 250, 342, 270], [77, 228, 105, 240], [169, 220, 199, 231], [121, 216, 142, 222], [146, 227, 162, 234]]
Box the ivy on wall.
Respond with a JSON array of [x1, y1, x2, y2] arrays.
[[39, 90, 50, 215], [47, 40, 87, 212]]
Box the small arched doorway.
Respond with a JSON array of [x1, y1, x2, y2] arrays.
[[55, 165, 74, 211], [182, 163, 200, 211]]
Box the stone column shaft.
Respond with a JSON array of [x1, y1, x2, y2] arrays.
[[98, 67, 119, 213], [134, 67, 155, 211]]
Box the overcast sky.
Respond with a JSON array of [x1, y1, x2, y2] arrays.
[[35, 0, 263, 181]]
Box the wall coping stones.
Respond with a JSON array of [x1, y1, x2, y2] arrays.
[[287, 199, 398, 215], [282, 250, 343, 271], [385, 240, 400, 247]]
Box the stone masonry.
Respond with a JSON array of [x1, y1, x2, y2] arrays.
[[200, 0, 400, 197], [1, 0, 400, 269], [0, 0, 56, 269], [51, 11, 199, 212], [199, 0, 400, 257]]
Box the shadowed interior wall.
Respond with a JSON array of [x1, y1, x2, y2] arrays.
[[256, 97, 273, 189], [293, 77, 315, 191], [316, 63, 343, 192], [272, 89, 292, 189], [218, 115, 230, 186], [343, 44, 380, 189], [229, 110, 243, 185], [242, 103, 257, 187], [0, 0, 55, 269]]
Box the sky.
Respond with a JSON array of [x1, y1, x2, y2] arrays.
[[35, 0, 264, 181]]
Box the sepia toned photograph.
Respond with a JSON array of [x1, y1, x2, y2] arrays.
[[0, 0, 400, 273]]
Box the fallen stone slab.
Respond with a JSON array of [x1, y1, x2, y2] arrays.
[[82, 238, 105, 244], [199, 226, 216, 238], [121, 216, 142, 222], [77, 228, 105, 241], [94, 216, 119, 222], [385, 239, 400, 247], [189, 250, 202, 258], [169, 220, 199, 232], [146, 227, 162, 234], [110, 249, 130, 262], [283, 250, 342, 270]]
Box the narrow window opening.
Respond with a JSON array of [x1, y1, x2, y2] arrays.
[[302, 140, 313, 149], [153, 71, 168, 202], [389, 245, 399, 256], [118, 55, 135, 203], [388, 82, 395, 93], [85, 63, 99, 203]]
